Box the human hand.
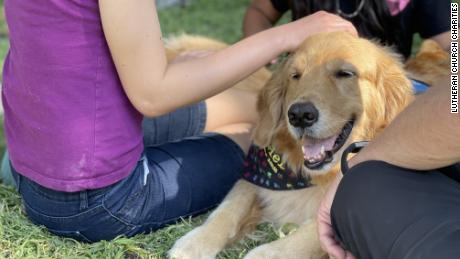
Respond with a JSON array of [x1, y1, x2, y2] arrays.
[[284, 11, 358, 51], [317, 174, 356, 259]]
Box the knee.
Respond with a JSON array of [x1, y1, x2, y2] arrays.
[[331, 160, 400, 218]]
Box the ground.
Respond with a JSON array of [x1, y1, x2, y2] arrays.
[[0, 0, 436, 258]]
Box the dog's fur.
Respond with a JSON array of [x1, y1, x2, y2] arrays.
[[405, 39, 450, 86], [165, 34, 271, 92], [169, 32, 417, 259]]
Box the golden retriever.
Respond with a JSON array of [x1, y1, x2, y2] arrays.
[[165, 34, 270, 92], [169, 31, 415, 259], [405, 39, 450, 86]]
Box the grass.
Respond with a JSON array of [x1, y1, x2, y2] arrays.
[[0, 185, 283, 258], [158, 0, 251, 43]]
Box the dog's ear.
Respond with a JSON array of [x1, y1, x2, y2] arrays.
[[375, 48, 414, 124], [417, 39, 444, 55], [253, 62, 288, 147]]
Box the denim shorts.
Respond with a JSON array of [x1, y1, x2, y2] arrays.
[[10, 101, 245, 242]]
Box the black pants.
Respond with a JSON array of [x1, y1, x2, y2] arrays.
[[332, 161, 460, 259]]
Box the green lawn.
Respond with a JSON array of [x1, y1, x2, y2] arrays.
[[158, 0, 250, 43]]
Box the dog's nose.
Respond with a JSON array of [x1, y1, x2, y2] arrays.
[[288, 102, 319, 128]]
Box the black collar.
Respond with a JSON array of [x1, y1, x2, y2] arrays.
[[241, 145, 313, 190]]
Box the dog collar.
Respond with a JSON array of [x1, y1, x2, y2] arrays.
[[242, 145, 313, 190], [411, 79, 430, 95], [341, 141, 369, 174]]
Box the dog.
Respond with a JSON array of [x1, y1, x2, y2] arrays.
[[165, 34, 270, 92], [405, 39, 450, 86], [169, 31, 415, 259]]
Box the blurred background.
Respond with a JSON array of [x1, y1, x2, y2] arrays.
[[0, 0, 279, 71], [0, 0, 444, 78], [0, 0, 254, 66]]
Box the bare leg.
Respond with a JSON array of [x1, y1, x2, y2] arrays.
[[205, 88, 258, 131], [205, 88, 258, 153]]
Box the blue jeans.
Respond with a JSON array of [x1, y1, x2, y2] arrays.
[[9, 102, 245, 242]]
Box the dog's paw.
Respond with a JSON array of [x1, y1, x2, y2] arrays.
[[244, 244, 284, 259], [244, 244, 324, 259], [168, 226, 223, 259]]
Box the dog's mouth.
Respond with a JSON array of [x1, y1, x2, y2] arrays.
[[302, 118, 355, 169]]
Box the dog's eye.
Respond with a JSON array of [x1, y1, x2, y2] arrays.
[[335, 70, 356, 79], [291, 72, 301, 80]]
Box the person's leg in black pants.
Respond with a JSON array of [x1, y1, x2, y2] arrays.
[[331, 161, 460, 259]]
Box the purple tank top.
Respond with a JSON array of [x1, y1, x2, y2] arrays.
[[2, 0, 144, 192]]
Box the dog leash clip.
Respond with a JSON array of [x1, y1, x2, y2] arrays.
[[341, 141, 369, 174]]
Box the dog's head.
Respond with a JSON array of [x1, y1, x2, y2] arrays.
[[253, 32, 413, 177]]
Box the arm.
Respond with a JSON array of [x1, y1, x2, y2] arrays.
[[242, 0, 283, 38], [349, 76, 460, 170], [430, 31, 451, 52], [318, 77, 460, 259], [99, 0, 357, 117]]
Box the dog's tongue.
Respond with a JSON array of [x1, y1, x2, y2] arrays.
[[302, 135, 338, 159]]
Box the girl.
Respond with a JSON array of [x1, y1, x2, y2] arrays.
[[1, 0, 355, 242]]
